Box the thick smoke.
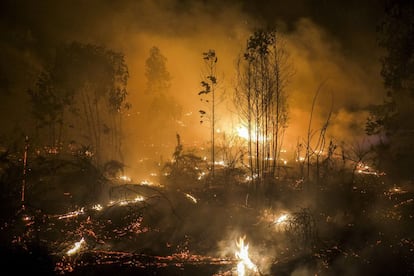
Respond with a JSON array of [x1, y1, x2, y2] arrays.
[[0, 0, 385, 174]]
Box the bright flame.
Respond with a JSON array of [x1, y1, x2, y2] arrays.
[[236, 125, 268, 142], [276, 213, 289, 224], [134, 195, 145, 202], [119, 175, 132, 182], [66, 237, 85, 256], [214, 160, 226, 166], [244, 173, 258, 182], [237, 126, 249, 140], [185, 193, 198, 203], [235, 236, 258, 276]]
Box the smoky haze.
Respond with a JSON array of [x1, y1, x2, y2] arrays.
[[0, 0, 385, 178]]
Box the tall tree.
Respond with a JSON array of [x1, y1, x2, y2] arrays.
[[235, 28, 292, 189], [199, 50, 218, 181], [144, 46, 182, 154], [29, 42, 130, 165], [145, 46, 171, 96], [28, 71, 70, 149], [366, 0, 414, 178]]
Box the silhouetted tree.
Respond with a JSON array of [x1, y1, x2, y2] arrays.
[[199, 49, 218, 181], [28, 72, 69, 148], [144, 46, 182, 153], [28, 42, 130, 166], [145, 46, 171, 96], [366, 0, 414, 178], [235, 28, 293, 190]]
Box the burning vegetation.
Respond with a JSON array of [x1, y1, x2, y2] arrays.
[[0, 131, 413, 275], [1, 1, 414, 275]]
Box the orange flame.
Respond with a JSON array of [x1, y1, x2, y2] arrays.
[[235, 236, 258, 276]]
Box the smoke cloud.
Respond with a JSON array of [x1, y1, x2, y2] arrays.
[[0, 0, 385, 174]]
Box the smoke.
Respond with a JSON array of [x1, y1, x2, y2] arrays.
[[0, 0, 386, 172], [283, 18, 384, 149]]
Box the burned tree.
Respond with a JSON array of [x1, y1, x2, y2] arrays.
[[199, 50, 218, 181], [235, 28, 293, 190], [28, 42, 130, 166]]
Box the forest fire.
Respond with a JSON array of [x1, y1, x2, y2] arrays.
[[1, 1, 414, 275], [235, 236, 258, 276]]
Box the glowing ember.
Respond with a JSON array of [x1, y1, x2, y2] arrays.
[[22, 215, 32, 221], [92, 204, 103, 211], [355, 162, 385, 176], [114, 195, 145, 206], [58, 207, 85, 220], [214, 160, 226, 166], [66, 237, 85, 256], [185, 193, 198, 203], [198, 171, 206, 180], [244, 173, 258, 182], [235, 236, 258, 276]]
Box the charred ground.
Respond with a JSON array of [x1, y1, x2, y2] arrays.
[[0, 143, 413, 276]]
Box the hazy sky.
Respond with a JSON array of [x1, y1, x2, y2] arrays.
[[0, 0, 387, 168]]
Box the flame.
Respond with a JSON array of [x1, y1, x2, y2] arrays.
[[296, 156, 305, 162], [119, 175, 132, 182], [134, 195, 145, 202], [235, 236, 258, 276], [275, 213, 289, 224], [66, 237, 85, 256], [237, 125, 269, 142], [214, 160, 226, 166], [356, 162, 385, 176], [237, 126, 249, 140]]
